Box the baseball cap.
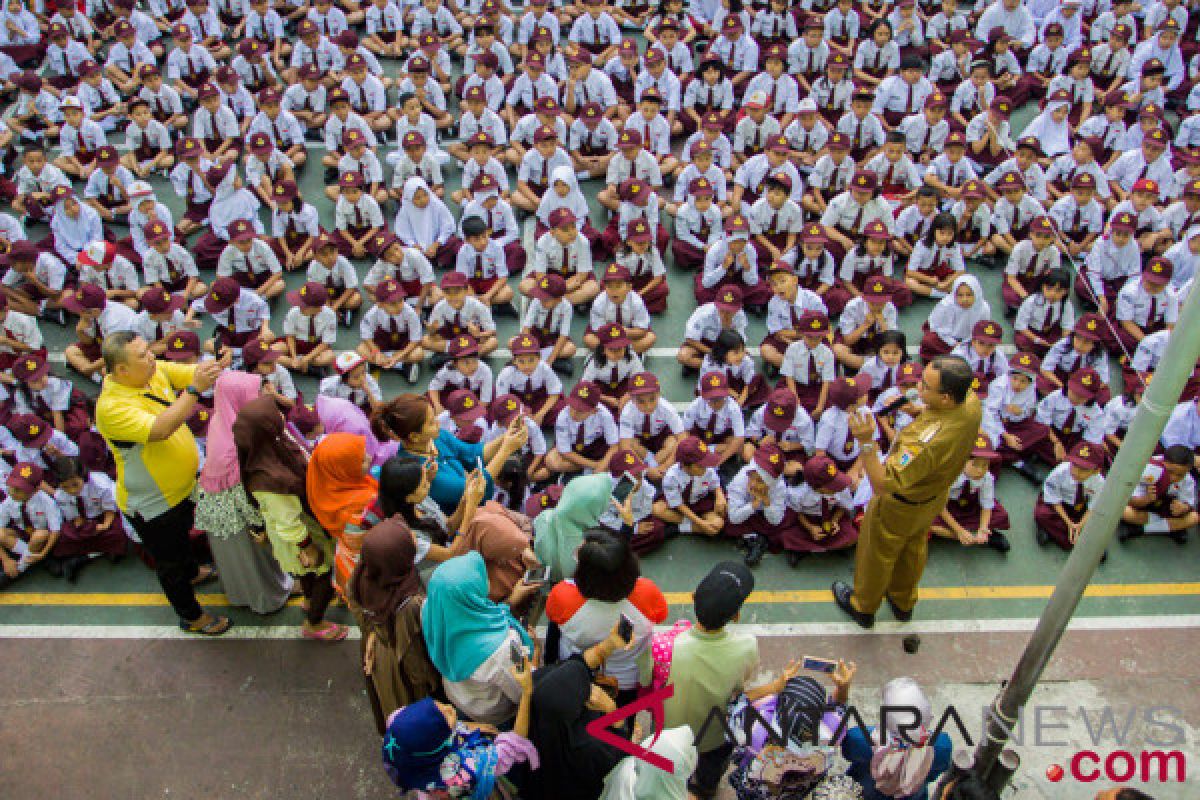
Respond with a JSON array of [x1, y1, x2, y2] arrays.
[[335, 351, 366, 375], [6, 462, 43, 495], [204, 276, 241, 313], [693, 561, 755, 629], [804, 455, 851, 492], [677, 435, 720, 467], [567, 381, 601, 412], [287, 281, 330, 309], [700, 371, 730, 399], [445, 388, 486, 421], [1067, 442, 1102, 469], [763, 387, 798, 434], [448, 334, 480, 358], [714, 285, 742, 312], [163, 330, 200, 360], [140, 287, 185, 314], [1067, 367, 1101, 400], [61, 283, 107, 314], [629, 372, 660, 396], [242, 337, 281, 369]]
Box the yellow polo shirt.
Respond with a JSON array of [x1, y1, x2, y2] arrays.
[[95, 361, 200, 519]]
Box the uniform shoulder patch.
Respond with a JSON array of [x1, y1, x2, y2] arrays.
[[895, 446, 919, 469]]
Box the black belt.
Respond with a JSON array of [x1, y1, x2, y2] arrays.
[[892, 492, 933, 506]]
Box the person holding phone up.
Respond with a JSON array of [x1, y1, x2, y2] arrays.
[[832, 356, 982, 629]]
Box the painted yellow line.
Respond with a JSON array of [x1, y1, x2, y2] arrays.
[[3, 583, 1200, 607], [665, 582, 1200, 604]]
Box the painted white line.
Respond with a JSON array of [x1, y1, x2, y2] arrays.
[[3, 615, 1197, 640]]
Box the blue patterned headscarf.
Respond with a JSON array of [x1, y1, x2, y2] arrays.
[[382, 698, 500, 799]]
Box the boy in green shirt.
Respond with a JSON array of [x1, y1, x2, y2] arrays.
[[663, 561, 801, 798]]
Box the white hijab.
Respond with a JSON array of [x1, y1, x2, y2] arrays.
[[536, 165, 588, 229], [393, 176, 453, 248], [870, 677, 937, 797], [1022, 100, 1072, 158], [928, 274, 990, 343], [209, 169, 260, 236], [599, 727, 697, 800]]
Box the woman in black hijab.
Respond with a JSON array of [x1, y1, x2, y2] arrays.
[[523, 655, 629, 800]]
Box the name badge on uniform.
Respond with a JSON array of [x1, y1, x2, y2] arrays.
[[919, 422, 941, 444], [896, 447, 918, 469]]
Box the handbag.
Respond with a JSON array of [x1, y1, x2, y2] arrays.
[[750, 744, 828, 797]]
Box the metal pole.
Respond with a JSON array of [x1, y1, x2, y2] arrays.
[[973, 283, 1200, 787]]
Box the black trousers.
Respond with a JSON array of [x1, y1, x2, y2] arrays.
[[689, 742, 735, 799], [129, 499, 203, 622]]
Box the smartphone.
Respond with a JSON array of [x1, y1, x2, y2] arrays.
[[617, 613, 634, 645], [476, 456, 483, 473], [509, 637, 527, 666], [523, 566, 550, 585], [802, 656, 838, 674], [612, 473, 637, 504]]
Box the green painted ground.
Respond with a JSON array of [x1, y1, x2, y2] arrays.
[[12, 60, 1198, 627]]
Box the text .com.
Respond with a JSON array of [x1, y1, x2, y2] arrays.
[[1046, 750, 1187, 784]]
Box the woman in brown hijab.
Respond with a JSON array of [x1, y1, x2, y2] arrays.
[[346, 457, 441, 734], [233, 395, 348, 642]]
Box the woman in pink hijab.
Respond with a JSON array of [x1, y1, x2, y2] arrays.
[[193, 371, 294, 613]]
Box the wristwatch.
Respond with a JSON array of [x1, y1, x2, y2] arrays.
[[185, 385, 202, 398]]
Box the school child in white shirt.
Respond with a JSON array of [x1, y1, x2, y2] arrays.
[[354, 278, 425, 383], [652, 435, 727, 536], [320, 352, 384, 417], [930, 437, 1012, 552], [546, 380, 620, 477], [495, 333, 565, 428]]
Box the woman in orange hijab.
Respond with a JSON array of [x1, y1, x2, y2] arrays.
[[306, 433, 379, 596]]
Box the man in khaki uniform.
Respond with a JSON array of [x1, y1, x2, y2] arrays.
[[833, 356, 982, 628]]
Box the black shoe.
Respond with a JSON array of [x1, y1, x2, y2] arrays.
[[1117, 522, 1142, 543], [63, 555, 88, 583], [743, 534, 767, 568], [1035, 527, 1051, 546], [45, 558, 63, 578], [832, 580, 874, 629], [552, 358, 575, 377], [986, 532, 1012, 553], [746, 303, 766, 315], [1013, 460, 1042, 485], [886, 595, 913, 622], [786, 550, 807, 567], [1170, 530, 1189, 545]]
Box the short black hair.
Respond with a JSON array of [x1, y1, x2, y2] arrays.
[[1115, 790, 1156, 800], [1164, 445, 1193, 467], [931, 355, 974, 404], [887, 131, 907, 146], [1041, 269, 1071, 290], [461, 215, 488, 238], [574, 528, 640, 603], [54, 455, 85, 483]]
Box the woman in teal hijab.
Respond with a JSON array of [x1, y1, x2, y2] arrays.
[[533, 473, 614, 583], [422, 552, 533, 683]]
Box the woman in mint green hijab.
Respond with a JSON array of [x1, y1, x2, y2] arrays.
[[421, 552, 534, 723], [598, 726, 698, 800], [533, 473, 613, 582]]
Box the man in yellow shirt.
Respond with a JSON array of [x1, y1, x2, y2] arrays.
[[95, 331, 232, 635]]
